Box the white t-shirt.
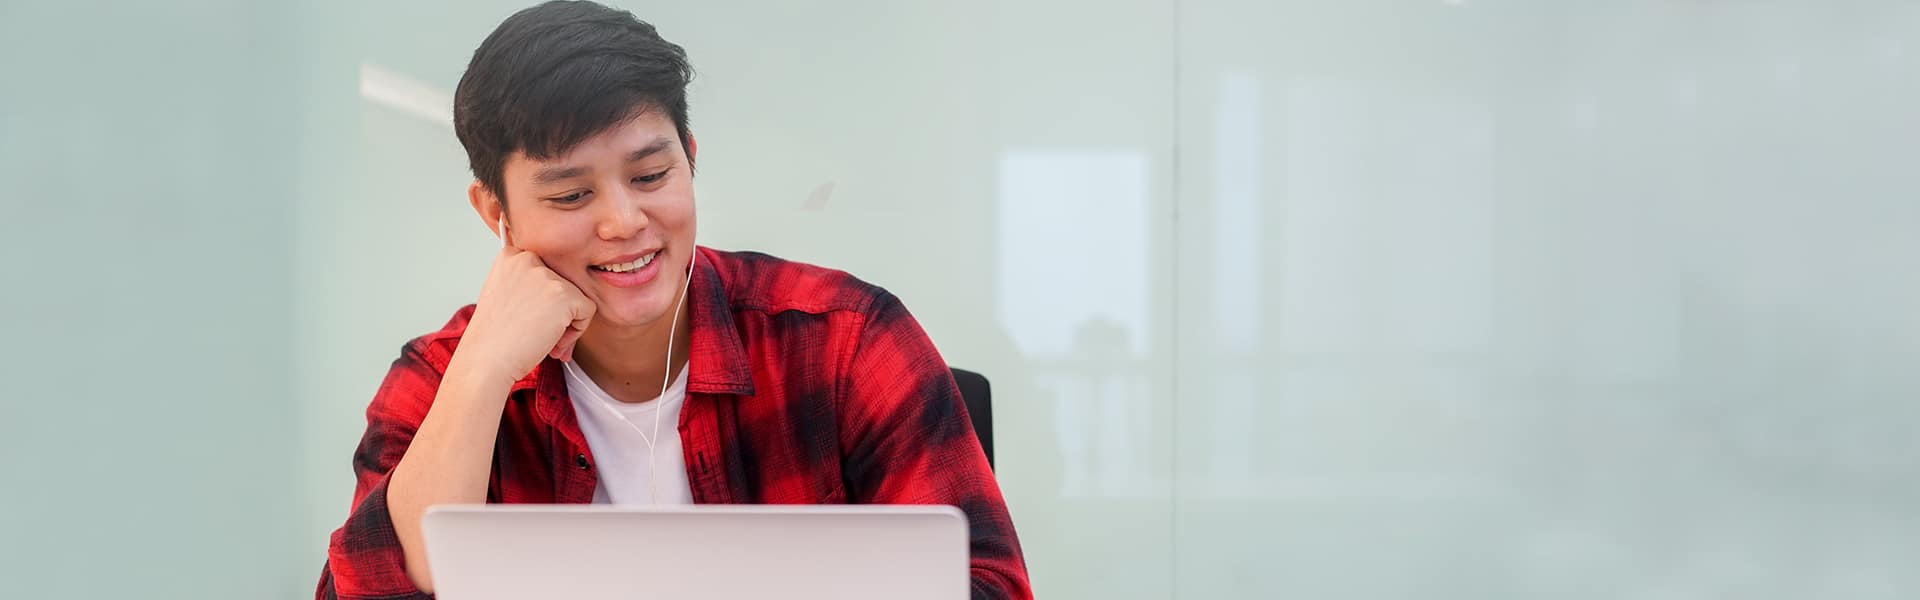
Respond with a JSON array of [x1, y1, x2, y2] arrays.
[[562, 360, 695, 505]]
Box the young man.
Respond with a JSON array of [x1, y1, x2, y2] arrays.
[[315, 2, 1029, 598]]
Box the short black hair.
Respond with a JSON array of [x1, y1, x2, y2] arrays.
[[454, 0, 695, 205]]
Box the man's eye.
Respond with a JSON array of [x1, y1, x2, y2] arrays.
[[635, 169, 671, 184], [549, 191, 588, 204]]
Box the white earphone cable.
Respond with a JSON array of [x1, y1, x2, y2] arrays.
[[563, 248, 697, 504]]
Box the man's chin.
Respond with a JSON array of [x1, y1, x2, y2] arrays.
[[592, 302, 675, 331]]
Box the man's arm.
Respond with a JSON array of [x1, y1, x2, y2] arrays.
[[320, 242, 596, 599], [383, 354, 516, 594], [317, 340, 555, 599]]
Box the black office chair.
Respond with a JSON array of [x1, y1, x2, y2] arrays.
[[949, 367, 993, 470]]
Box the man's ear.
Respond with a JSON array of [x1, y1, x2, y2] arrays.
[[469, 180, 505, 238], [685, 132, 698, 166]]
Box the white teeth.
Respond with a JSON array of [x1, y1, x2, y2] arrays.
[[595, 251, 657, 273]]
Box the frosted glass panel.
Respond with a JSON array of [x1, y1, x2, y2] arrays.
[[1176, 2, 1920, 598]]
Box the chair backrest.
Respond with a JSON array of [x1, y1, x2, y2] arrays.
[[948, 367, 993, 469]]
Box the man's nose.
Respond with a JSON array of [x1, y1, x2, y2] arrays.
[[598, 188, 650, 240]]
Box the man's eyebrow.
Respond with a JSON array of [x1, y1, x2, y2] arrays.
[[531, 165, 586, 185], [627, 138, 672, 162], [530, 138, 674, 185]]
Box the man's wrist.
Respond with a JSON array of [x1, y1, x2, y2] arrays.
[[442, 353, 518, 403]]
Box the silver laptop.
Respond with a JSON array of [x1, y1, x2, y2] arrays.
[[421, 504, 970, 600]]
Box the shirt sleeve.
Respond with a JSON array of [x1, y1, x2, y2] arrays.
[[316, 341, 442, 600], [838, 291, 1034, 600]]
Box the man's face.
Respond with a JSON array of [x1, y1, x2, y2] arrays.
[[491, 110, 697, 330]]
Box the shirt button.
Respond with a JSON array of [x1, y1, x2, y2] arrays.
[[575, 454, 591, 470]]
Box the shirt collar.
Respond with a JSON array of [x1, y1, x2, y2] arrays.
[[685, 246, 755, 396]]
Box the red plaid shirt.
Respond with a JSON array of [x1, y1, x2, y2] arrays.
[[318, 246, 1030, 599]]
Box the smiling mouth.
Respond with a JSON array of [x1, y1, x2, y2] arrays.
[[590, 250, 659, 273]]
